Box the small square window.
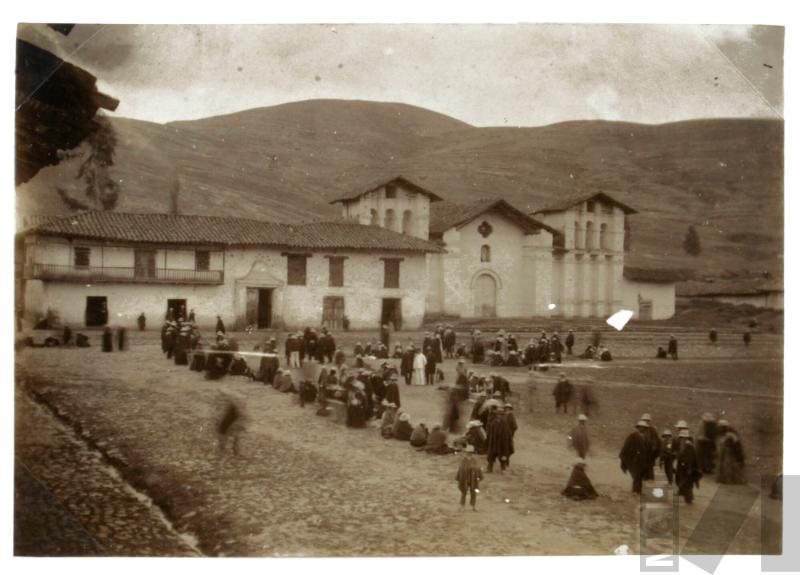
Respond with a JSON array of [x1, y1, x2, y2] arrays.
[[385, 184, 397, 199]]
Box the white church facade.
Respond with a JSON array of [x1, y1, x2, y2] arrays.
[[19, 176, 676, 330]]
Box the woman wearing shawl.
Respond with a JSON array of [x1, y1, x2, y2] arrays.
[[380, 402, 398, 438], [562, 460, 598, 500], [570, 414, 590, 459], [392, 412, 413, 441], [410, 422, 429, 447], [456, 445, 484, 511], [346, 380, 367, 428], [696, 413, 719, 474], [425, 425, 452, 454]]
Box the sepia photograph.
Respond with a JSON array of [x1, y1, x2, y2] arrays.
[[9, 7, 790, 568]]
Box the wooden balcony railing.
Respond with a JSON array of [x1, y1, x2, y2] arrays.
[[28, 263, 224, 285]]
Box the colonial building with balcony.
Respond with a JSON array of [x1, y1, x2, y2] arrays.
[[20, 210, 441, 330]]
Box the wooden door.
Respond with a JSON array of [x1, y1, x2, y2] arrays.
[[474, 274, 497, 317], [322, 296, 344, 330]]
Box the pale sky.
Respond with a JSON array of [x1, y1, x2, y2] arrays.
[[18, 23, 783, 126]]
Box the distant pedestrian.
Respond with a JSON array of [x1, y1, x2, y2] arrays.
[[525, 366, 537, 413], [137, 312, 146, 331], [216, 315, 226, 334], [667, 335, 678, 360], [565, 329, 575, 355], [709, 328, 717, 344], [743, 330, 751, 347], [455, 444, 483, 511], [117, 327, 128, 351], [101, 327, 113, 352], [380, 323, 390, 349], [188, 308, 196, 323], [62, 324, 72, 346]]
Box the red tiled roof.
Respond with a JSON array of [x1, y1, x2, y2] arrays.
[[533, 191, 637, 215], [25, 211, 443, 253], [429, 198, 559, 236], [330, 175, 443, 204]]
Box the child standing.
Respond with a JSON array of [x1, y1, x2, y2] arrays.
[[455, 445, 484, 511]]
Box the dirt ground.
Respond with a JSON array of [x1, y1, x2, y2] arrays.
[[14, 328, 783, 557]]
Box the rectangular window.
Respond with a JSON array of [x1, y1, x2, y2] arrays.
[[384, 259, 400, 289], [134, 249, 157, 278], [195, 250, 210, 271], [329, 257, 344, 287], [586, 200, 596, 213], [74, 246, 90, 268], [287, 254, 308, 286], [385, 184, 397, 199]]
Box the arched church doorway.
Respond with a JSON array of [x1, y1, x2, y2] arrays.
[[473, 273, 497, 317]]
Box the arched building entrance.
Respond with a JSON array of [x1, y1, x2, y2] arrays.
[[473, 273, 498, 317]]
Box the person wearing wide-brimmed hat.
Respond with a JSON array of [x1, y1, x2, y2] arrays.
[[393, 411, 413, 441], [456, 444, 483, 511], [410, 421, 429, 447], [619, 420, 650, 494], [486, 405, 514, 473], [639, 413, 661, 480], [552, 373, 574, 414], [675, 429, 701, 503], [463, 420, 487, 454]]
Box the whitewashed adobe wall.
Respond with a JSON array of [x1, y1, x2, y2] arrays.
[[622, 279, 676, 320], [23, 237, 429, 330], [340, 183, 431, 240]]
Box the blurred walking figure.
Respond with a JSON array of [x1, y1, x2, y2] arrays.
[[717, 419, 746, 484], [215, 315, 226, 334], [570, 414, 590, 459], [743, 330, 752, 347], [137, 312, 146, 331], [552, 373, 574, 414], [525, 366, 537, 413], [455, 444, 483, 511], [565, 329, 575, 355], [101, 326, 113, 352], [216, 390, 247, 458], [709, 328, 717, 344], [696, 413, 718, 474]]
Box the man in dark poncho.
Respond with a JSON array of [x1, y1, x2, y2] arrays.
[[190, 342, 207, 372], [717, 419, 746, 484], [562, 460, 598, 500], [659, 429, 676, 485], [486, 406, 514, 472], [101, 327, 113, 352], [215, 315, 226, 334], [472, 332, 485, 364], [62, 324, 72, 346], [384, 373, 401, 409], [709, 328, 718, 344], [75, 333, 90, 347], [174, 326, 191, 365], [400, 344, 415, 386], [552, 373, 574, 414], [443, 325, 456, 359], [619, 420, 650, 494], [640, 414, 661, 480], [456, 445, 484, 511], [443, 384, 464, 433], [346, 380, 368, 428], [696, 413, 718, 474], [675, 429, 701, 503]]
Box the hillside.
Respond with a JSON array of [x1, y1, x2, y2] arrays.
[[16, 99, 783, 277]]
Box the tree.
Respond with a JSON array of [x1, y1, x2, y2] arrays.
[[56, 116, 120, 211], [683, 225, 702, 256]]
